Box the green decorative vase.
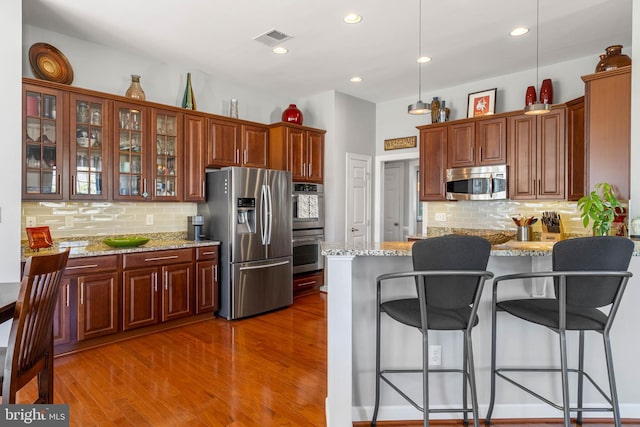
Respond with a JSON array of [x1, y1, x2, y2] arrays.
[[181, 73, 196, 110]]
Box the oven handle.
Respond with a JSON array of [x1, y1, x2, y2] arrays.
[[293, 237, 323, 244]]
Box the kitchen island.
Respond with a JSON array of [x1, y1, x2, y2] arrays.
[[322, 240, 640, 426]]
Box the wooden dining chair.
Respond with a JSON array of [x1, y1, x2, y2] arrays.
[[0, 249, 70, 404]]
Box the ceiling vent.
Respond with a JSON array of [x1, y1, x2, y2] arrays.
[[253, 29, 293, 47]]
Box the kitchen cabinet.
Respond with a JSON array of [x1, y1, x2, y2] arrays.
[[152, 109, 183, 201], [566, 96, 585, 201], [23, 84, 65, 200], [53, 255, 119, 350], [195, 246, 218, 314], [448, 117, 507, 168], [113, 101, 149, 200], [184, 113, 207, 201], [122, 248, 193, 331], [269, 123, 326, 183], [418, 125, 448, 201], [582, 66, 630, 200], [293, 270, 324, 297], [207, 120, 269, 169], [508, 108, 566, 200]]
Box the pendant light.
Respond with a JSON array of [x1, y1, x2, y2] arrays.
[[524, 0, 551, 115], [408, 0, 429, 115]]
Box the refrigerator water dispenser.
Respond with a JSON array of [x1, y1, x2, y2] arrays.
[[236, 198, 256, 234]]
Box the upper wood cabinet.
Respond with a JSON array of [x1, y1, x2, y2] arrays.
[[151, 109, 183, 201], [418, 126, 447, 201], [184, 114, 207, 201], [23, 84, 66, 200], [582, 66, 631, 200], [207, 119, 269, 169], [565, 96, 585, 201], [507, 108, 566, 200], [448, 117, 507, 168], [269, 123, 325, 183]]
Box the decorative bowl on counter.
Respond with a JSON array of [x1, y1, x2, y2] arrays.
[[103, 237, 150, 248]]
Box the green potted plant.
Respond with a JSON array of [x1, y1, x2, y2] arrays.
[[577, 182, 622, 236]]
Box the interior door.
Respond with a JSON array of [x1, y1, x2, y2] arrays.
[[383, 162, 404, 241], [346, 153, 371, 245]]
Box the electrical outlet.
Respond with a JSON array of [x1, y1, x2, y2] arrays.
[[428, 345, 441, 366], [26, 216, 37, 227], [146, 214, 154, 226], [435, 213, 447, 222]]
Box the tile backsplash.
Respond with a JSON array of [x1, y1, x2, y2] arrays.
[[21, 201, 197, 240], [423, 199, 625, 236]]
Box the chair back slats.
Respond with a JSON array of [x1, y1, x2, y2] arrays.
[[552, 236, 634, 307], [412, 235, 491, 309], [4, 250, 69, 401]]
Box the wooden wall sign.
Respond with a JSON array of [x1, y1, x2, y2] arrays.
[[384, 136, 416, 150]]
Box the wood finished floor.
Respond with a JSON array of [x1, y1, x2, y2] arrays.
[[17, 292, 640, 426], [19, 293, 327, 426]]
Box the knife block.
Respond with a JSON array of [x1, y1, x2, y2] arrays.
[[541, 220, 564, 242]]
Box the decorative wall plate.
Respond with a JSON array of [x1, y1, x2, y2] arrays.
[[28, 42, 74, 85], [26, 226, 54, 250]]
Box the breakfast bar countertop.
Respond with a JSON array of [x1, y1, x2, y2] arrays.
[[321, 238, 640, 257], [21, 232, 220, 261]]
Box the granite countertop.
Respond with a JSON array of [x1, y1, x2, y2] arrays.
[[22, 232, 220, 261], [321, 239, 640, 257]]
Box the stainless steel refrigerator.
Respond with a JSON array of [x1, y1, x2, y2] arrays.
[[198, 167, 292, 320]]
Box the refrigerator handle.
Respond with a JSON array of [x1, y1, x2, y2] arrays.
[[265, 184, 273, 244], [260, 184, 268, 245]]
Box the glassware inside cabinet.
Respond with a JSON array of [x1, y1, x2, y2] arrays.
[[24, 90, 59, 196]]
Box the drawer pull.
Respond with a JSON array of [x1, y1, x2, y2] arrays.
[[297, 281, 315, 287], [202, 251, 216, 256], [144, 255, 179, 262], [66, 264, 99, 270]]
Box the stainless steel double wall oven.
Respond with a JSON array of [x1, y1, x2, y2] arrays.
[[292, 183, 324, 275]]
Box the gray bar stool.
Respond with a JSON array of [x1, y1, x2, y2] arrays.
[[372, 235, 493, 427], [485, 236, 634, 427]]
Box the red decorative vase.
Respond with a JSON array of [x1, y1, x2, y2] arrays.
[[282, 104, 303, 125], [525, 86, 537, 106], [539, 79, 553, 104]]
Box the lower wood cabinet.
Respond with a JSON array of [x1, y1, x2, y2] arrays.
[[122, 248, 193, 331], [293, 270, 324, 296], [51, 245, 219, 355], [195, 246, 219, 314]]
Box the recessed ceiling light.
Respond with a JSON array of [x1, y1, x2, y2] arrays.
[[272, 47, 288, 54], [344, 13, 362, 24], [350, 76, 363, 83], [417, 56, 431, 63], [510, 27, 529, 36]]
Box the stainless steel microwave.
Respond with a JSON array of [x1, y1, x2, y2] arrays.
[[445, 165, 507, 200]]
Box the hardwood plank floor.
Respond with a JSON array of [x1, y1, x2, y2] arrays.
[[18, 293, 327, 426], [16, 292, 639, 426]]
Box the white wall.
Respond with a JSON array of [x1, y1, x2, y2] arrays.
[[23, 25, 292, 124], [631, 5, 640, 219], [1, 0, 23, 282]]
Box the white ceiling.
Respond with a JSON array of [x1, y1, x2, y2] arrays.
[[22, 0, 632, 103]]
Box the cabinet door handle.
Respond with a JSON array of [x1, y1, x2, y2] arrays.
[[236, 149, 240, 164], [532, 179, 536, 196], [153, 273, 158, 293], [214, 264, 218, 279], [538, 179, 541, 196], [308, 163, 311, 177], [65, 283, 69, 307], [244, 149, 247, 164], [297, 281, 315, 287], [71, 175, 75, 195], [144, 255, 179, 262], [301, 163, 306, 177], [143, 179, 148, 197], [80, 282, 84, 305], [202, 181, 205, 198], [66, 264, 99, 270], [57, 174, 62, 195], [164, 271, 168, 291]]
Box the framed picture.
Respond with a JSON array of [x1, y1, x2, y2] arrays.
[[467, 88, 497, 118]]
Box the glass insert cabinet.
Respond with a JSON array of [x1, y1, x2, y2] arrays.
[[114, 102, 146, 200], [23, 86, 64, 200]]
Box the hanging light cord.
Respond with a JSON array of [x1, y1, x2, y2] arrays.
[[535, 0, 540, 88], [417, 0, 423, 100]]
